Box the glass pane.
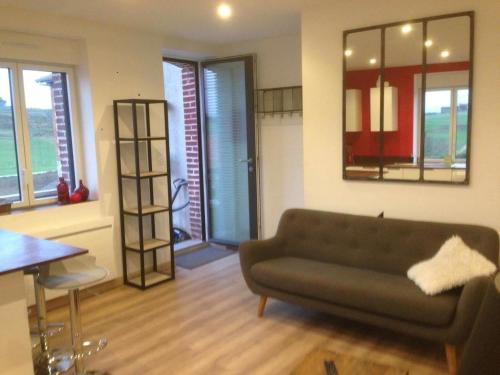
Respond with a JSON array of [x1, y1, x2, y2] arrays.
[[23, 70, 73, 199], [0, 67, 22, 203], [425, 15, 470, 183], [424, 89, 451, 160], [455, 89, 468, 160], [382, 22, 423, 181], [204, 60, 250, 243], [163, 61, 203, 242], [344, 28, 382, 180]]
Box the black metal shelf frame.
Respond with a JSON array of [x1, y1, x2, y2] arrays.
[[121, 171, 169, 179], [113, 99, 175, 290], [119, 136, 167, 142]]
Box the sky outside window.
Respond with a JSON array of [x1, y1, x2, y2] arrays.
[[0, 70, 52, 109], [0, 68, 12, 106]]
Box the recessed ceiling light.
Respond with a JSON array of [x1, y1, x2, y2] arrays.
[[424, 39, 433, 47], [344, 49, 353, 57], [217, 3, 232, 19], [401, 24, 412, 34], [440, 50, 450, 58], [369, 58, 377, 65]]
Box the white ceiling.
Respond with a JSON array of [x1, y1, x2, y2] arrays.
[[0, 0, 318, 44]]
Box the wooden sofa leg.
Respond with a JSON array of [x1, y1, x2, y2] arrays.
[[257, 296, 267, 318], [445, 344, 457, 375]]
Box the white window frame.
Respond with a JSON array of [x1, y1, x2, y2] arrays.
[[0, 61, 81, 208], [421, 87, 468, 163], [413, 71, 469, 165]]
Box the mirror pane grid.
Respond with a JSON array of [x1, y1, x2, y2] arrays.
[[343, 12, 473, 185]]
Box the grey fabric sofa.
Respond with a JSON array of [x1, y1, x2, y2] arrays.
[[458, 273, 500, 375], [239, 209, 499, 375]]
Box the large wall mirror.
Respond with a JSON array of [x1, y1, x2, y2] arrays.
[[342, 12, 473, 184]]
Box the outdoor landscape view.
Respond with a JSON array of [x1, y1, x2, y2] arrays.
[[0, 68, 63, 202], [424, 88, 468, 161]]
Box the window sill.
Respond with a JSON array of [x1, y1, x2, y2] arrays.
[[8, 200, 97, 216], [0, 200, 112, 240], [31, 214, 113, 240]]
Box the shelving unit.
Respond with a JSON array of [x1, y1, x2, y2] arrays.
[[121, 171, 168, 179], [113, 99, 175, 290]]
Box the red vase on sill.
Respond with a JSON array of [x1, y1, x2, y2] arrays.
[[75, 180, 89, 202], [56, 177, 70, 205], [70, 191, 83, 204]]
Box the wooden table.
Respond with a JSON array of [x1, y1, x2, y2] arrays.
[[0, 229, 87, 374], [292, 348, 408, 375]]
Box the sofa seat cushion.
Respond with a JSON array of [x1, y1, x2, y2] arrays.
[[251, 257, 460, 326]]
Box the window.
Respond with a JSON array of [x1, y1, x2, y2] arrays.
[[424, 87, 469, 162], [0, 62, 78, 207]]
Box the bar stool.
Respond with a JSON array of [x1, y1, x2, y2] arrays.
[[38, 255, 109, 375], [24, 267, 72, 374]]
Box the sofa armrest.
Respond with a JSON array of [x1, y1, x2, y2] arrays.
[[448, 276, 491, 344], [239, 237, 286, 288], [239, 237, 286, 269]]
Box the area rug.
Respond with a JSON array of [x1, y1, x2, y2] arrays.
[[175, 246, 235, 269]]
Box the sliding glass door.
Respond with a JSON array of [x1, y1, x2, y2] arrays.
[[202, 56, 257, 244]]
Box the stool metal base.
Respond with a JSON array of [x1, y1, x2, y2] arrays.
[[78, 338, 108, 358], [31, 322, 65, 337], [31, 333, 41, 351], [34, 349, 74, 375], [69, 289, 108, 375]]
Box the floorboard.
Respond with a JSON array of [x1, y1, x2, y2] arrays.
[[47, 254, 448, 374]]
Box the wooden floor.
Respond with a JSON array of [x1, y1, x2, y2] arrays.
[[48, 254, 448, 375]]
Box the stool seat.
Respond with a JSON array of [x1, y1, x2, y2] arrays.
[[38, 255, 108, 290]]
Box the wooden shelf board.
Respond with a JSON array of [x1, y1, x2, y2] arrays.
[[115, 99, 165, 104], [121, 171, 168, 179], [123, 205, 169, 215], [126, 238, 170, 251], [129, 272, 171, 287], [119, 136, 167, 142]]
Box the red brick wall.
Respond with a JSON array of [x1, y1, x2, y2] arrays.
[[181, 66, 202, 240], [51, 73, 72, 184]]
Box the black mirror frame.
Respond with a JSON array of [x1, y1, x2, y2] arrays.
[[342, 11, 474, 185]]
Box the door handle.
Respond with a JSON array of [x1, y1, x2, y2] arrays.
[[239, 158, 253, 164]]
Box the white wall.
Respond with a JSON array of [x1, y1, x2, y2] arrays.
[[302, 1, 500, 239], [220, 35, 304, 237], [0, 6, 218, 301]]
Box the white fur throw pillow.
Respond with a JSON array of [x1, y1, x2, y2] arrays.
[[407, 235, 497, 296]]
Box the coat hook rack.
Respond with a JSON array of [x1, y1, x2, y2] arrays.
[[255, 86, 302, 117]]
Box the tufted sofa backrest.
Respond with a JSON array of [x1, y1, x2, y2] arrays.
[[275, 209, 499, 275]]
